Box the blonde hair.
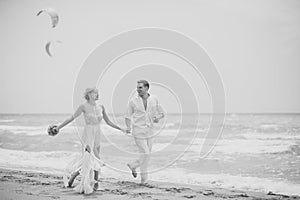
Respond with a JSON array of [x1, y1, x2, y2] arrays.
[[84, 88, 98, 101]]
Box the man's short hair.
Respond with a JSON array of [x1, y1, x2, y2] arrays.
[[137, 80, 150, 89]]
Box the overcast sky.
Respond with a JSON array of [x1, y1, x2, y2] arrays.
[[0, 0, 299, 114]]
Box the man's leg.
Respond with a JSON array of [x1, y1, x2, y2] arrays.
[[140, 136, 154, 183], [129, 137, 149, 178]]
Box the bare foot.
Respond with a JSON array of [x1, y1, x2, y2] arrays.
[[140, 182, 152, 187], [127, 164, 137, 178], [63, 174, 75, 188], [141, 178, 148, 185], [63, 174, 69, 188], [93, 182, 99, 191]]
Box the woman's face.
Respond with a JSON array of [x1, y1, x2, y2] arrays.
[[89, 91, 99, 101]]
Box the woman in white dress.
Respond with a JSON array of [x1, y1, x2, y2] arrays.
[[50, 88, 125, 194]]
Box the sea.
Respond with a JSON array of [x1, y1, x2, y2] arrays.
[[0, 113, 299, 195]]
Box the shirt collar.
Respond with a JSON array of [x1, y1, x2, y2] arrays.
[[137, 93, 151, 99]]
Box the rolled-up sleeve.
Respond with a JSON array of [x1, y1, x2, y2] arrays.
[[125, 100, 134, 119]]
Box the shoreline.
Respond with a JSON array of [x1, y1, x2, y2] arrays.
[[0, 168, 299, 200]]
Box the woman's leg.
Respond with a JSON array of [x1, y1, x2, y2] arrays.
[[93, 145, 101, 181], [93, 145, 101, 191], [68, 170, 80, 187], [68, 145, 91, 187]]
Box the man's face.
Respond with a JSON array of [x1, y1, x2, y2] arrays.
[[137, 83, 148, 96]]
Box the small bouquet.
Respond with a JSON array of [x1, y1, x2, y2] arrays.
[[48, 125, 59, 136]]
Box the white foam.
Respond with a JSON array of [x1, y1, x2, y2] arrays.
[[187, 137, 295, 154], [152, 128, 207, 137], [152, 143, 170, 152], [152, 168, 300, 196], [0, 125, 80, 136], [0, 148, 79, 171], [164, 122, 177, 128], [0, 148, 299, 196], [0, 125, 47, 135], [155, 129, 180, 137], [242, 132, 300, 140], [0, 119, 16, 123], [101, 125, 196, 138], [260, 124, 280, 129]]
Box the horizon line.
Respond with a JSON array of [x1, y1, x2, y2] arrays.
[[0, 112, 300, 115]]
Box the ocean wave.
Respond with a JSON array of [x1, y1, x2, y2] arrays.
[[186, 138, 296, 154], [153, 168, 300, 196], [0, 148, 79, 171], [241, 132, 300, 140], [0, 119, 16, 123], [0, 125, 47, 135], [260, 124, 281, 128], [148, 137, 296, 156], [0, 125, 79, 136], [0, 148, 299, 196]]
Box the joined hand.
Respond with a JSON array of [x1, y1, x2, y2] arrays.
[[153, 116, 160, 123]]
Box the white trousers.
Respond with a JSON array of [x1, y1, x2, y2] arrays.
[[130, 127, 154, 182]]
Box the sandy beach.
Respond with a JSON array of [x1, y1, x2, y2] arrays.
[[0, 168, 299, 200], [1, 0, 300, 199]]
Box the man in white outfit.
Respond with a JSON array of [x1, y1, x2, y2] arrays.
[[125, 80, 165, 184]]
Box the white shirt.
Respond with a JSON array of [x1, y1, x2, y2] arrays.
[[125, 94, 164, 129]]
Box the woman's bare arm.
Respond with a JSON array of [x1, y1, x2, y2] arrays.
[[56, 104, 84, 131], [101, 105, 123, 131]]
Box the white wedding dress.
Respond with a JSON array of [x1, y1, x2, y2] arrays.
[[64, 103, 104, 194]]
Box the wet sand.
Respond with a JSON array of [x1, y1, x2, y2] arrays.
[[0, 168, 299, 200]]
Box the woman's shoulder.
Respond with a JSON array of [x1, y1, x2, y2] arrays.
[[81, 102, 88, 108], [95, 102, 105, 110], [79, 103, 88, 112]]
